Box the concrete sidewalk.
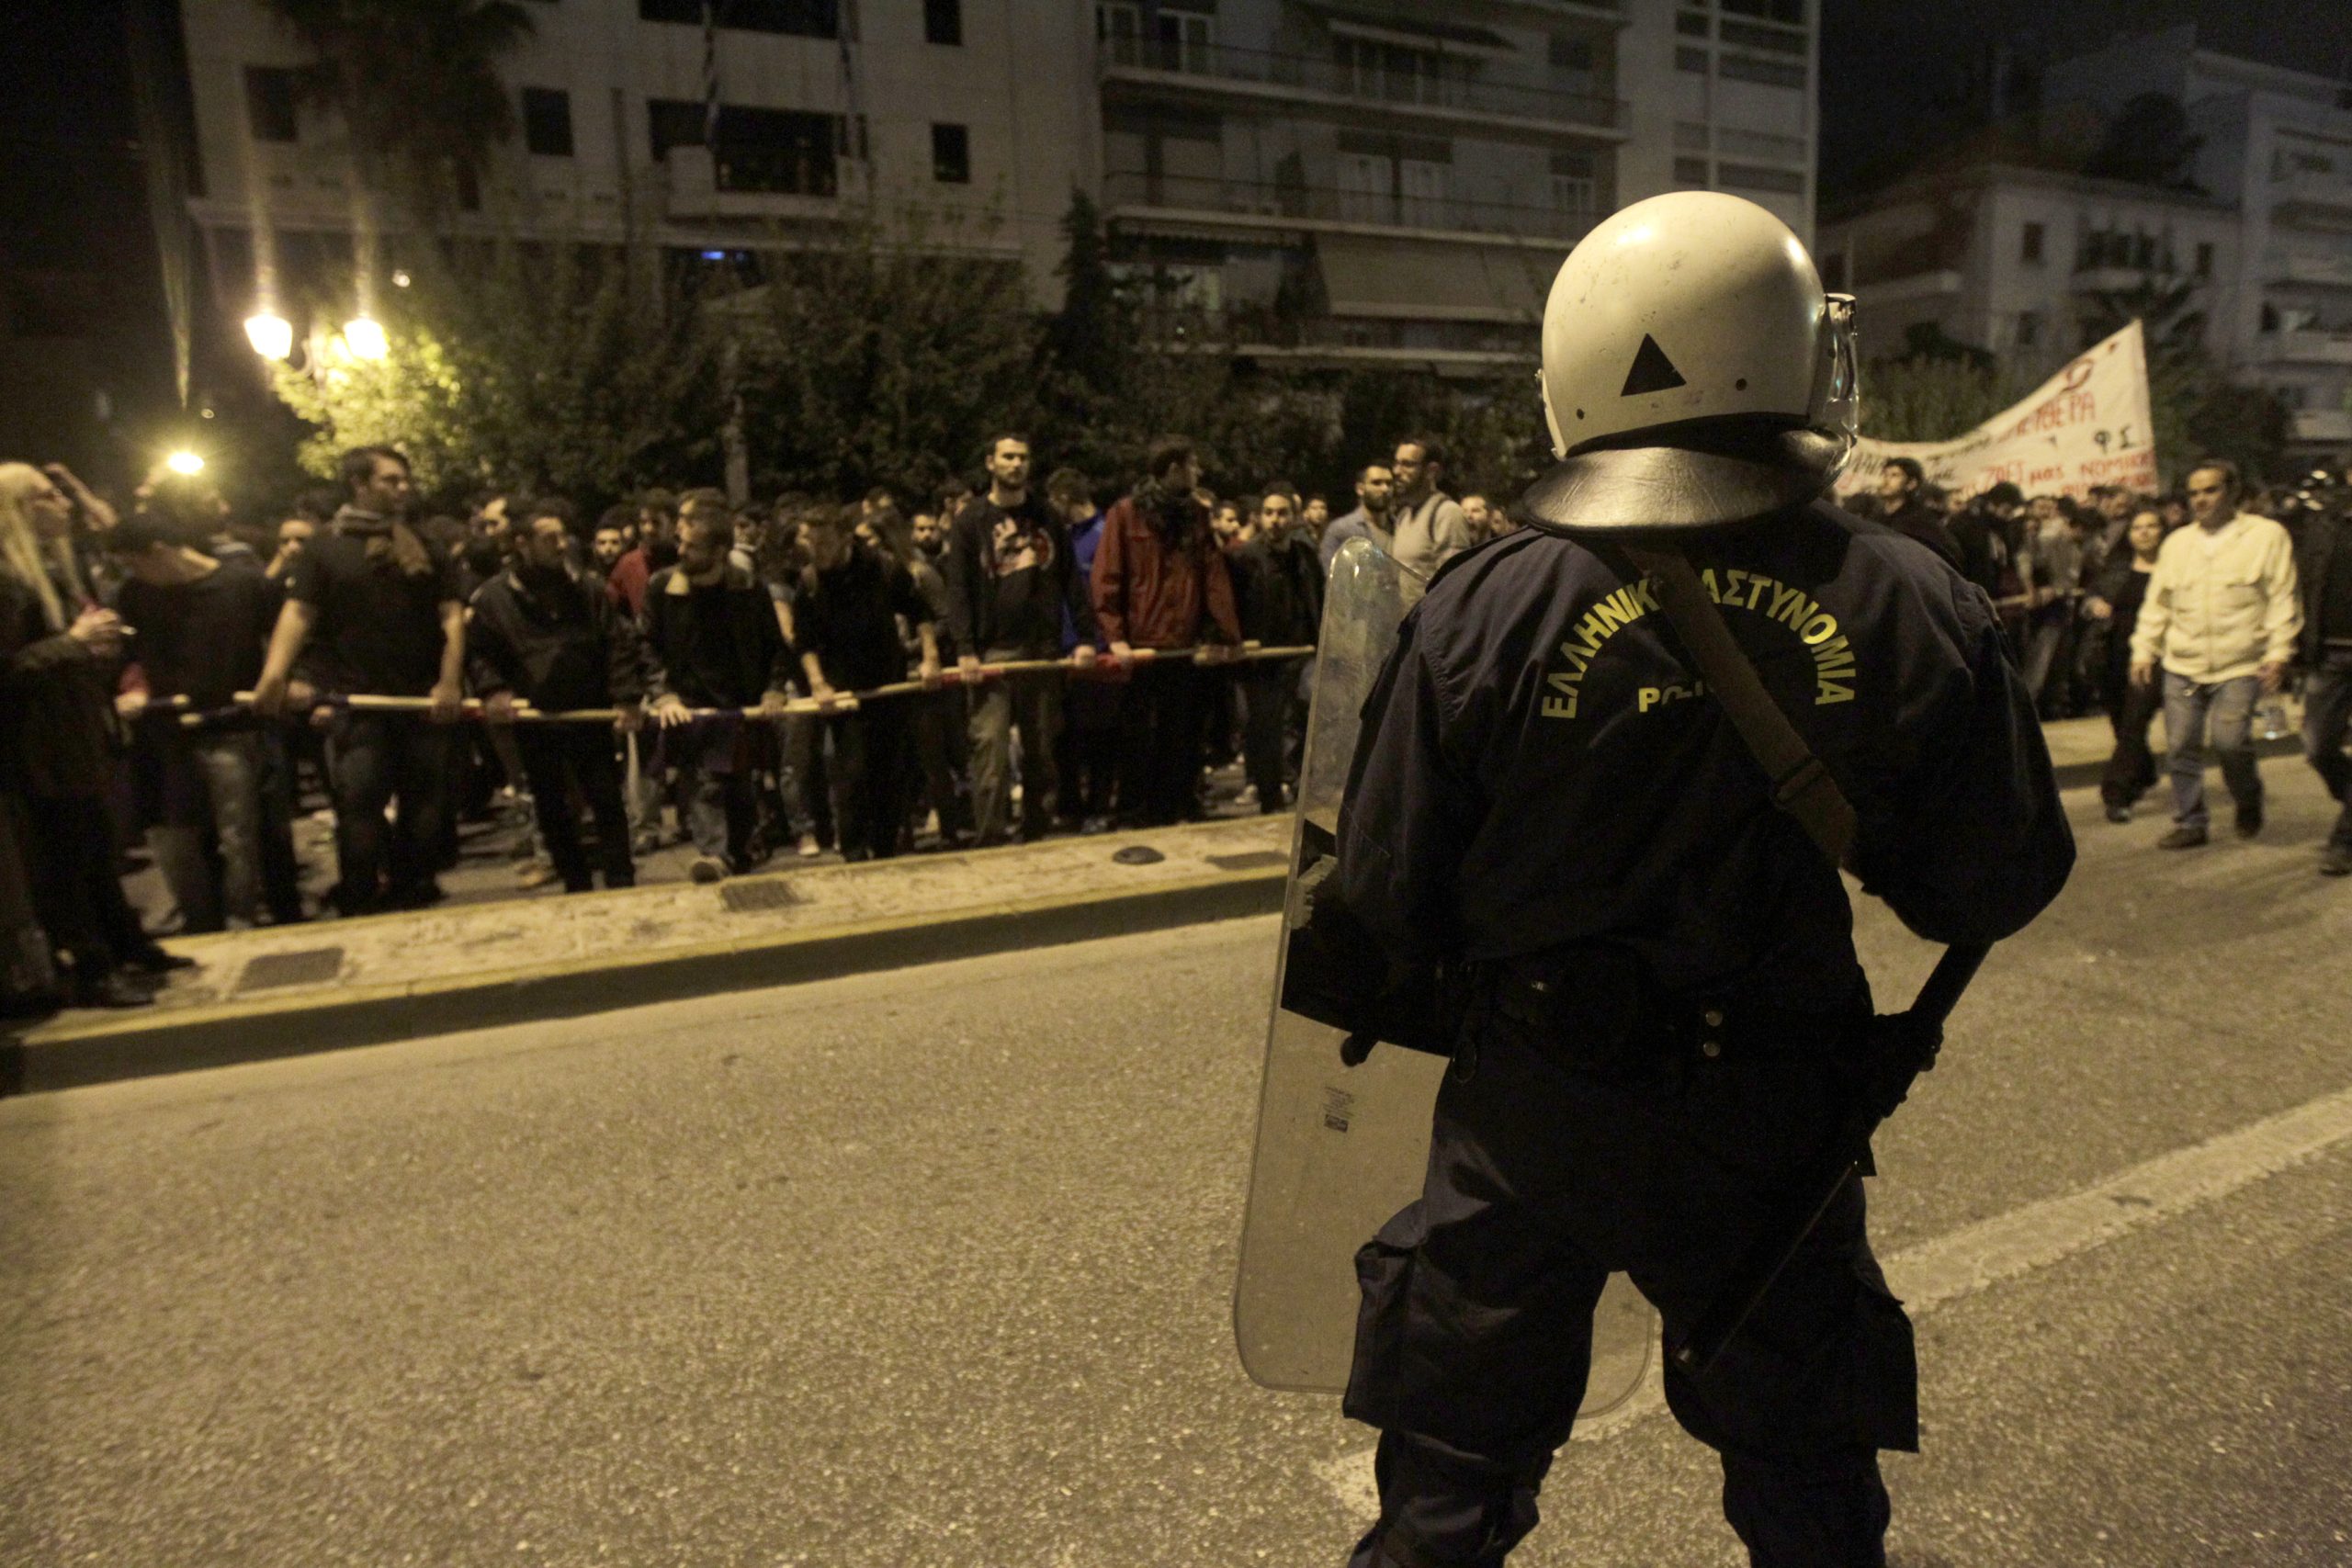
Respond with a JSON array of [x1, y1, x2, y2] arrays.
[[4, 815, 1293, 1094], [0, 712, 2312, 1095]]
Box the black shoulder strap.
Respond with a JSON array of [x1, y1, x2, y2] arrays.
[[1619, 544, 1857, 867]]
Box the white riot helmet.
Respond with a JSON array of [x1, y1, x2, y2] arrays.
[[1516, 191, 1858, 535]]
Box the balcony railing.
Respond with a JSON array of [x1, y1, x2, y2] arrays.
[[1102, 170, 1597, 243], [1146, 307, 1536, 355], [2262, 329, 2352, 367], [1097, 38, 1624, 132], [2271, 252, 2352, 288], [2273, 171, 2352, 217]]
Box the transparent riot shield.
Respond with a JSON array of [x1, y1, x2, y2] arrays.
[[1233, 538, 1655, 1415]]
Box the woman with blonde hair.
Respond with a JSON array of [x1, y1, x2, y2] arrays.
[[0, 462, 188, 1008]]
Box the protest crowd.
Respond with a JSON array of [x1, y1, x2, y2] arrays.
[[0, 433, 1498, 1013], [2, 430, 2347, 1017]]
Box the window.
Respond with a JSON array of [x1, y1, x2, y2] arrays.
[[2020, 221, 2044, 264], [1676, 47, 1709, 73], [1720, 19, 1805, 53], [1549, 34, 1596, 69], [638, 0, 837, 39], [1550, 150, 1596, 213], [924, 0, 962, 45], [1820, 252, 1847, 290], [2016, 311, 2040, 347], [1676, 10, 1710, 35], [244, 66, 300, 143], [1097, 3, 1214, 72], [1717, 162, 1804, 194], [2195, 242, 2214, 276], [1335, 37, 1468, 107], [1721, 0, 1805, 22], [932, 123, 970, 184], [521, 87, 573, 157], [1718, 53, 1805, 88], [1674, 156, 1710, 186], [648, 99, 841, 196]]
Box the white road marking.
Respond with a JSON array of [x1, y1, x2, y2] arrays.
[[1320, 1083, 2352, 1510]]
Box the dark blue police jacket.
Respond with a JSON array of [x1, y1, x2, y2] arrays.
[[1332, 501, 2075, 1013]]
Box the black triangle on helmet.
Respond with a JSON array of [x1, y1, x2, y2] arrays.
[[1621, 334, 1689, 397]]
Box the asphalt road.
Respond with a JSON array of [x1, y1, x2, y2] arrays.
[[4, 762, 2349, 1568]]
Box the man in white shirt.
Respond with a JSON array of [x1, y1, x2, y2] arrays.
[[2129, 460, 2302, 848]]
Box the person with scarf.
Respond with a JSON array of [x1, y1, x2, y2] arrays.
[[253, 446, 469, 915], [1090, 437, 1241, 828]]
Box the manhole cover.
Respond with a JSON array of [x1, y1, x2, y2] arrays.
[[1206, 851, 1287, 872], [237, 947, 345, 993], [1111, 845, 1165, 866], [721, 879, 801, 912]]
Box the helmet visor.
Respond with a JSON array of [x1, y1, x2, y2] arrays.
[[1810, 293, 1860, 469]]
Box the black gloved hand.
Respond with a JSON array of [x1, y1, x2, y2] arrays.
[[1846, 1009, 1944, 1127]]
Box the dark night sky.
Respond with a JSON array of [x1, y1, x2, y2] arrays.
[[1818, 0, 2352, 202]]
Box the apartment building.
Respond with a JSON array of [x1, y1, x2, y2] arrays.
[[175, 0, 1818, 374], [1820, 26, 2352, 459]]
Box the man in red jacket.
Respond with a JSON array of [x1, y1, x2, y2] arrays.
[[1091, 436, 1242, 826]]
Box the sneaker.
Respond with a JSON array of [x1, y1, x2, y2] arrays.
[[689, 856, 729, 885], [2321, 842, 2352, 877], [797, 833, 822, 859], [2234, 804, 2264, 840], [2103, 803, 2132, 824], [120, 945, 198, 977], [2157, 825, 2209, 850], [514, 859, 560, 890]]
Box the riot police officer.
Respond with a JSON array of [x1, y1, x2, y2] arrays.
[[1325, 193, 2075, 1565]]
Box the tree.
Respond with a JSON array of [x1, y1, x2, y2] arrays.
[[1859, 354, 2022, 445], [258, 0, 536, 220], [268, 243, 721, 507], [725, 209, 1047, 500]]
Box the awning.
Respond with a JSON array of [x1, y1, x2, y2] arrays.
[[1316, 233, 1555, 323]]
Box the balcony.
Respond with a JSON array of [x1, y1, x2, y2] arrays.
[[1097, 38, 1626, 140], [1851, 269, 1963, 309], [2072, 265, 2197, 294], [2260, 329, 2352, 366], [2291, 408, 2352, 446], [2273, 171, 2352, 226], [1146, 307, 1536, 371], [2270, 251, 2352, 288], [660, 145, 854, 223], [1102, 169, 1597, 244]]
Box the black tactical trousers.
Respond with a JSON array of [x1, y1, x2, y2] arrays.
[[1343, 1010, 1917, 1568]]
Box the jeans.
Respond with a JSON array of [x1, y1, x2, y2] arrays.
[[2302, 650, 2352, 849], [828, 706, 912, 862], [1116, 660, 1212, 828], [148, 730, 267, 931], [324, 712, 458, 914], [910, 690, 972, 840], [967, 657, 1061, 841], [515, 726, 634, 892], [2160, 671, 2262, 830], [2098, 667, 2162, 812], [674, 715, 757, 867], [1239, 659, 1304, 814], [1054, 676, 1121, 826]]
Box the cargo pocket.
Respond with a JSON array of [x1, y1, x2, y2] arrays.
[[1341, 1200, 1428, 1429], [1845, 1258, 1920, 1454]]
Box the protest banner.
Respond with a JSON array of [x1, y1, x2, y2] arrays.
[[1837, 321, 2157, 505]]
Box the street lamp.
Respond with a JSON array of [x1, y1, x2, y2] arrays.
[[164, 451, 206, 477], [344, 316, 389, 361], [244, 310, 293, 361]]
